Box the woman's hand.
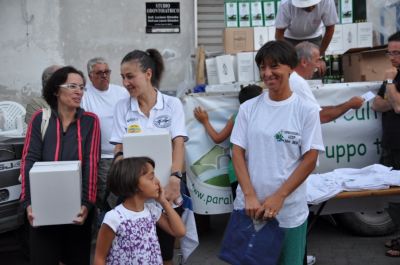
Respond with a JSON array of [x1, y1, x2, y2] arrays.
[[256, 193, 285, 220], [73, 205, 88, 225], [26, 205, 34, 226], [163, 176, 181, 205], [193, 107, 209, 124], [244, 194, 262, 220]]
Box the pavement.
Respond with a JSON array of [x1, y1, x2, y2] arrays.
[[180, 213, 400, 265], [2, 214, 400, 265]]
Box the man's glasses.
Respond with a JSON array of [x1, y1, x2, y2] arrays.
[[386, 51, 400, 57], [59, 83, 85, 91], [93, 70, 112, 76]]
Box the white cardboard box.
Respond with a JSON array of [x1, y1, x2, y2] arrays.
[[250, 1, 264, 27], [340, 0, 353, 24], [236, 52, 255, 82], [342, 23, 358, 52], [267, 26, 276, 41], [123, 130, 172, 187], [225, 1, 239, 28], [357, 22, 373, 48], [215, 55, 236, 84], [29, 161, 81, 226], [253, 26, 269, 50], [205, 58, 219, 85], [238, 1, 251, 27], [326, 24, 344, 54], [262, 0, 276, 27], [253, 52, 261, 82]]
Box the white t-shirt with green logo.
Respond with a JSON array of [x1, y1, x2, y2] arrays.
[[231, 92, 324, 228]]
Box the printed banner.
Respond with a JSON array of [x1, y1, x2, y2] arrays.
[[183, 82, 382, 214]]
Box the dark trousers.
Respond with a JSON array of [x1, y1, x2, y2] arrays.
[[29, 210, 93, 265], [381, 148, 400, 227]]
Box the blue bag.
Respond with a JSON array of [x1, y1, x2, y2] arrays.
[[219, 209, 284, 265]]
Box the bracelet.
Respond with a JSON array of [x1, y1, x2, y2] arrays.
[[114, 151, 123, 160]]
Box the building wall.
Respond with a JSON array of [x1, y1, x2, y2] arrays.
[[0, 0, 195, 105]]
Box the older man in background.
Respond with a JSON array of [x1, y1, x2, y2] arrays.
[[291, 41, 364, 265], [81, 57, 129, 213], [291, 41, 364, 123], [25, 65, 61, 124]]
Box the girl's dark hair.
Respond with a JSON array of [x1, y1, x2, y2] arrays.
[[121, 49, 164, 88], [42, 66, 85, 109], [238, 84, 263, 104], [255, 40, 298, 70], [107, 157, 155, 198]]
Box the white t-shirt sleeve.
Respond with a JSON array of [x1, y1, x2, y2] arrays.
[[275, 2, 291, 29], [145, 202, 162, 221], [102, 209, 121, 233], [170, 97, 188, 141], [230, 103, 250, 150], [321, 0, 339, 26], [300, 107, 325, 155], [110, 98, 128, 145]]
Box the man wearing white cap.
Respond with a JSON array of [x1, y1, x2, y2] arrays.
[[275, 0, 338, 56]]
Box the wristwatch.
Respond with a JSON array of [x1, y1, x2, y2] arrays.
[[384, 79, 395, 85], [113, 151, 123, 160], [171, 171, 183, 180]]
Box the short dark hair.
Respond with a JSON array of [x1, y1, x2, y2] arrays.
[[107, 157, 155, 198], [255, 40, 298, 69], [121, 49, 164, 88], [238, 84, 263, 104], [42, 66, 85, 109], [388, 31, 400, 42]]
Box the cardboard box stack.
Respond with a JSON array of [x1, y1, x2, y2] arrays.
[[208, 0, 378, 87]]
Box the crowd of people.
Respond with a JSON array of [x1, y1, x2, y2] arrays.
[[18, 2, 400, 263]]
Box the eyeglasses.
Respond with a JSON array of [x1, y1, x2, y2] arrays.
[[93, 70, 112, 76], [386, 51, 400, 57], [59, 83, 85, 91]]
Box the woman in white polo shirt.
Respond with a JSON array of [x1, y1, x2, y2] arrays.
[[230, 40, 324, 265], [109, 49, 187, 265]]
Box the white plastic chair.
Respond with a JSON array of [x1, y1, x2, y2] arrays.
[[0, 101, 26, 136]]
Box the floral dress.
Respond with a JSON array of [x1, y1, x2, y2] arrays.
[[103, 203, 163, 265]]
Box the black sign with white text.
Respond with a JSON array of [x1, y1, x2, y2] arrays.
[[146, 2, 180, 33]]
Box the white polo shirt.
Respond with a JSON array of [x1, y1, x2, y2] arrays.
[[231, 92, 324, 228], [110, 90, 188, 145], [275, 0, 339, 40]]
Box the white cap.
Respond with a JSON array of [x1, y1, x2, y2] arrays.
[[292, 0, 321, 8]]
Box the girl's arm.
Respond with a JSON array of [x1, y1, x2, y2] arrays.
[[255, 149, 319, 220], [156, 197, 186, 238], [194, 107, 234, 144], [93, 224, 115, 265]]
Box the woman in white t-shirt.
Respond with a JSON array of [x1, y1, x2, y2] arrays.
[[109, 49, 188, 265], [230, 40, 324, 265]]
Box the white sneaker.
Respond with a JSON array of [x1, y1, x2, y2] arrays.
[[307, 255, 316, 265]]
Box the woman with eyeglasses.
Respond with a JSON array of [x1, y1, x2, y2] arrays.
[[108, 49, 188, 265], [20, 66, 100, 265]]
